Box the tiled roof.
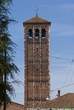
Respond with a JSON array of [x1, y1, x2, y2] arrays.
[[10, 93, 74, 108], [48, 93, 74, 108], [1, 102, 24, 110], [2, 93, 74, 109], [23, 16, 51, 25]]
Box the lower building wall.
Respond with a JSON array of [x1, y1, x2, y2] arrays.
[[26, 108, 50, 110], [26, 108, 74, 110], [50, 108, 74, 110], [1, 104, 74, 110]]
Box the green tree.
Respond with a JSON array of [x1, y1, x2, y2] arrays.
[[0, 0, 19, 110]]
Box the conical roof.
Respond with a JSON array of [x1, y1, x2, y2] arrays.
[[23, 16, 51, 25]]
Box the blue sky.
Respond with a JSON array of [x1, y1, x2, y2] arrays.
[[9, 0, 74, 104]]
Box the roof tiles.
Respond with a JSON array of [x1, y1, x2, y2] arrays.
[[23, 16, 51, 25]]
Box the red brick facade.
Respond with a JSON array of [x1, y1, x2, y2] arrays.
[[23, 16, 51, 107]]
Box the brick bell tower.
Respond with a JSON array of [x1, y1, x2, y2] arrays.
[[23, 15, 51, 109]]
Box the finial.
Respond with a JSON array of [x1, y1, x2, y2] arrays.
[[35, 8, 39, 17]]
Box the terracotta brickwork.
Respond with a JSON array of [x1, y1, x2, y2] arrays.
[[23, 16, 51, 107]]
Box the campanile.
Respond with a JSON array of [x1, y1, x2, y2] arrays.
[[23, 15, 51, 108]]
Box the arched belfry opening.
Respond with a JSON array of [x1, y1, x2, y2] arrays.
[[35, 28, 39, 37], [41, 28, 46, 37], [23, 16, 51, 109], [28, 29, 33, 37]]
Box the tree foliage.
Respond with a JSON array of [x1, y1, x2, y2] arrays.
[[0, 0, 19, 109]]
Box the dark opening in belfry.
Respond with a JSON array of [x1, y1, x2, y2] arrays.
[[35, 29, 39, 37], [28, 29, 33, 37], [41, 28, 46, 37]]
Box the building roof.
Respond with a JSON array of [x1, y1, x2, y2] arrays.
[[10, 93, 74, 108], [23, 16, 51, 25], [24, 93, 74, 108], [48, 93, 74, 108], [1, 102, 24, 110], [2, 93, 74, 109]]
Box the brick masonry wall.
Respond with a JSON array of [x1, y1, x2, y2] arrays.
[[24, 24, 50, 106]]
